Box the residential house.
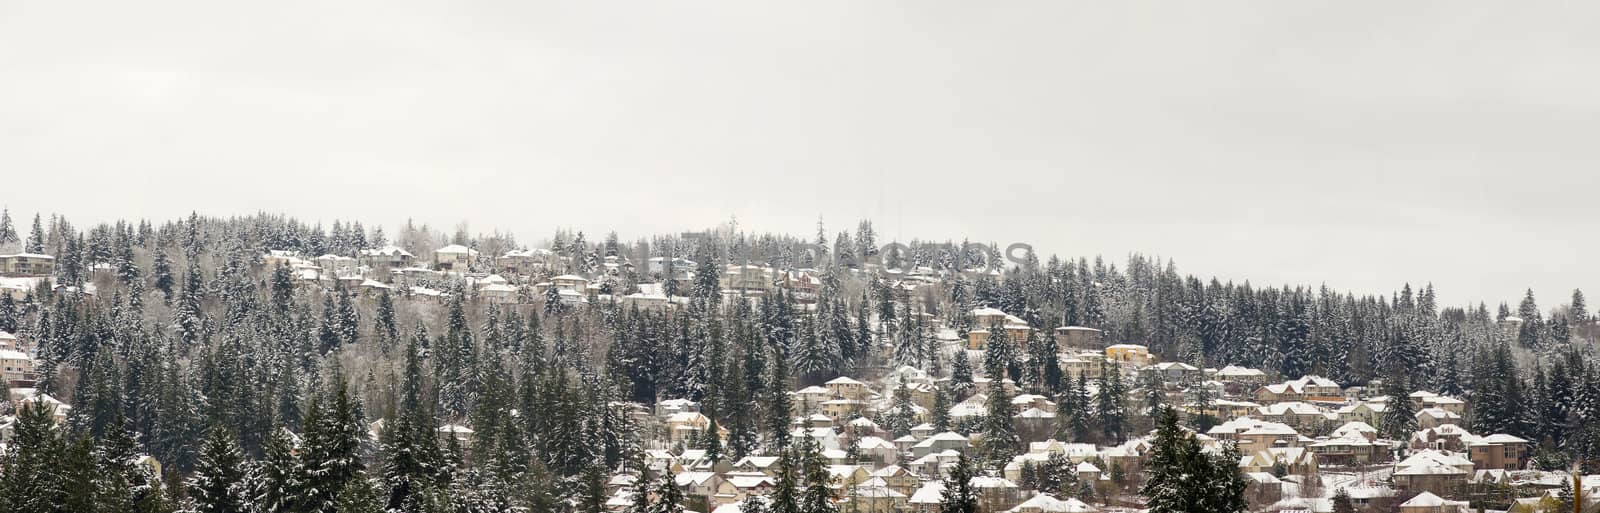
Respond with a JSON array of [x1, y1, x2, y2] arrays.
[[1105, 344, 1151, 367], [433, 244, 477, 271], [1052, 326, 1103, 351], [359, 246, 413, 271], [1006, 493, 1097, 513], [1397, 491, 1469, 513], [0, 253, 55, 277], [1255, 376, 1343, 404], [1392, 450, 1473, 495], [1415, 407, 1463, 430], [968, 307, 1033, 350], [1466, 433, 1529, 471]]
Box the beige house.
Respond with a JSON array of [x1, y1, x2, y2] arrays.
[[433, 244, 477, 271], [0, 253, 55, 277], [1052, 326, 1103, 351]]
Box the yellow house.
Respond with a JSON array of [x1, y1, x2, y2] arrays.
[[967, 308, 1033, 350], [1105, 344, 1151, 367]]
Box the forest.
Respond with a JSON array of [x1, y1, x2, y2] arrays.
[[0, 209, 1595, 513]]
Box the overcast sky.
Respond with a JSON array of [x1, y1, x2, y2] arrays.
[[3, 1, 1596, 309]]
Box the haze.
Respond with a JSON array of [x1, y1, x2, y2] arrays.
[[3, 1, 1597, 308]]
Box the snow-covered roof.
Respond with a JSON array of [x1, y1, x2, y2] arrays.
[[434, 244, 476, 255]]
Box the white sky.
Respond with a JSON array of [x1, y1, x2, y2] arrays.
[[3, 1, 1597, 309]]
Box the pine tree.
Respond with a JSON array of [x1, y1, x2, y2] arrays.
[[25, 213, 45, 254], [0, 207, 16, 248], [1, 401, 65, 513], [796, 435, 837, 513], [950, 351, 974, 396], [646, 467, 685, 513], [189, 426, 248, 513], [1331, 487, 1355, 513], [938, 453, 978, 513], [1140, 407, 1247, 513], [979, 381, 1019, 467], [255, 427, 303, 513], [931, 385, 952, 432]]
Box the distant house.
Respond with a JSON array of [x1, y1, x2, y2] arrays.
[[0, 253, 55, 277], [1215, 365, 1268, 386], [968, 308, 1032, 350], [497, 248, 551, 275], [1392, 450, 1473, 495], [721, 264, 773, 295], [359, 246, 413, 271], [433, 244, 478, 271], [1143, 362, 1202, 382], [1052, 326, 1103, 351], [1465, 433, 1529, 471], [1104, 344, 1151, 367], [1415, 407, 1463, 430], [1397, 491, 1469, 513], [0, 345, 36, 384], [778, 270, 823, 303], [1254, 375, 1342, 404]]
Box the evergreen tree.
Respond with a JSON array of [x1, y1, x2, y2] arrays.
[[979, 381, 1019, 467], [26, 213, 45, 254], [1140, 407, 1247, 513], [937, 453, 978, 513], [189, 426, 248, 513], [1331, 487, 1355, 513], [646, 467, 685, 513], [1, 401, 65, 513], [0, 207, 16, 248]]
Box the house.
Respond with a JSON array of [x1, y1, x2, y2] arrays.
[[1052, 326, 1103, 351], [675, 471, 724, 505], [1256, 401, 1332, 432], [1143, 362, 1202, 382], [1336, 402, 1388, 427], [315, 254, 357, 276], [721, 265, 773, 294], [1207, 417, 1301, 452], [847, 482, 908, 513], [907, 481, 946, 513], [550, 274, 591, 292], [868, 465, 918, 496], [1392, 450, 1473, 495], [911, 432, 970, 458], [497, 249, 551, 275], [1415, 407, 1463, 430], [0, 253, 55, 277], [1244, 472, 1283, 506], [1465, 433, 1529, 471], [778, 270, 822, 303], [1215, 365, 1268, 387], [1309, 433, 1383, 466], [968, 308, 1034, 350], [438, 424, 474, 444], [479, 283, 519, 304], [825, 376, 872, 401], [666, 412, 712, 444], [1104, 344, 1151, 367], [1, 346, 36, 384], [1239, 447, 1317, 475], [1255, 376, 1343, 404], [1397, 491, 1469, 513], [1059, 354, 1106, 381], [433, 244, 477, 271], [359, 246, 413, 271], [1005, 493, 1097, 513], [971, 476, 1022, 513]]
